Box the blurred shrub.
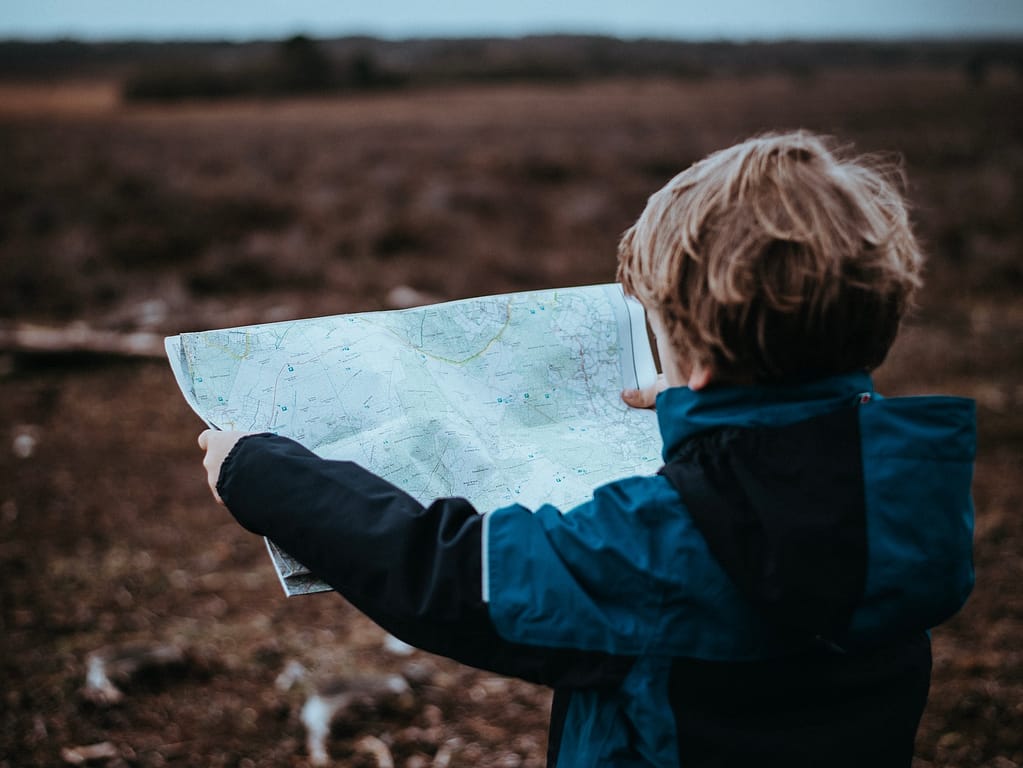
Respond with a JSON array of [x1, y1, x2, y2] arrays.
[[122, 36, 405, 102], [274, 35, 332, 93], [122, 67, 250, 101]]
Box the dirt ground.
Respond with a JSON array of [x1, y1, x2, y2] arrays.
[[1, 69, 1021, 767]]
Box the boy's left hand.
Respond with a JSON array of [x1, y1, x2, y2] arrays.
[[621, 374, 667, 410], [197, 430, 253, 504]]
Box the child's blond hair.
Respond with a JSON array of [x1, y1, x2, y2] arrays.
[[617, 132, 924, 383]]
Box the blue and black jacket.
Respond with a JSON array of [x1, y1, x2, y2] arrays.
[[217, 371, 975, 767]]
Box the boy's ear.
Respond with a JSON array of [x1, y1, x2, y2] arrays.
[[687, 365, 713, 391]]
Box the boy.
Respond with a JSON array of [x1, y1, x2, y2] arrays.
[[198, 132, 975, 766]]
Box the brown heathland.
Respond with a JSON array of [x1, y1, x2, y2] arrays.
[[1, 66, 1021, 766]]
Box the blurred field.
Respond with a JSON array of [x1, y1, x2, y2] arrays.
[[1, 56, 1021, 767]]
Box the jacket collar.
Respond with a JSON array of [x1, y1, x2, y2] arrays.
[[656, 371, 875, 462]]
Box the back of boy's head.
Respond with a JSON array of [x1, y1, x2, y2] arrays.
[[617, 131, 924, 384]]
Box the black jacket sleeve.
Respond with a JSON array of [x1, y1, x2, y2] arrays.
[[217, 433, 634, 689]]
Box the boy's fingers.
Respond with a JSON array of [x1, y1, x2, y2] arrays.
[[621, 385, 656, 409], [621, 374, 667, 410], [197, 431, 255, 504], [197, 429, 229, 504], [621, 388, 646, 407]]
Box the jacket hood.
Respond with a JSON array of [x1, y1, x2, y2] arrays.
[[658, 375, 975, 650]]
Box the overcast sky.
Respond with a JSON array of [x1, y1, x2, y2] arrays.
[[4, 0, 1023, 41]]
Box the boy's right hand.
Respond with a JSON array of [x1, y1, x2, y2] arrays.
[[621, 374, 667, 410], [198, 429, 254, 504]]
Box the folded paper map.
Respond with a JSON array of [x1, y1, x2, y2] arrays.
[[166, 283, 661, 595]]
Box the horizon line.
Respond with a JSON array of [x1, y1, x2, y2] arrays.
[[2, 28, 1022, 45]]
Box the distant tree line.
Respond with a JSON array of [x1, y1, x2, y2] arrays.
[[121, 35, 404, 101], [0, 35, 1019, 101]]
